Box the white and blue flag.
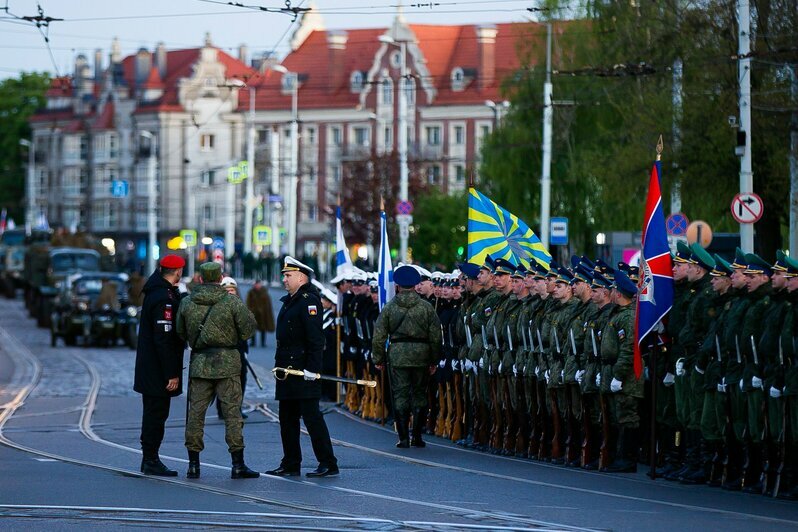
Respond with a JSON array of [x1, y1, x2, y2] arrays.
[[335, 206, 353, 276], [377, 209, 394, 310]]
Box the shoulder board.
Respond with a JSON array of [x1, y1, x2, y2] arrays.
[[302, 293, 309, 298]]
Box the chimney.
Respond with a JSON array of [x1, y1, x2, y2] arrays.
[[135, 47, 152, 87], [238, 44, 248, 65], [110, 37, 121, 64], [326, 30, 348, 92], [475, 25, 498, 90], [94, 48, 103, 83], [155, 42, 167, 80]]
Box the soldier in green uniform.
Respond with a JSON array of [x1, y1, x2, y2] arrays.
[[520, 263, 549, 458], [777, 254, 798, 499], [598, 269, 641, 473], [372, 265, 442, 448], [581, 270, 616, 470], [498, 263, 527, 453], [454, 262, 480, 446], [177, 262, 258, 479], [738, 253, 774, 492]]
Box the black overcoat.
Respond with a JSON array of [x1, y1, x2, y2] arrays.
[[274, 282, 325, 400]]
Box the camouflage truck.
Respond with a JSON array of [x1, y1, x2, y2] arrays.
[[0, 229, 29, 298], [24, 246, 102, 328]]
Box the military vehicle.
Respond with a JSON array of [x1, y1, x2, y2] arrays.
[[0, 229, 29, 298]]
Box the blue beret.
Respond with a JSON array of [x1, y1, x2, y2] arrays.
[[613, 269, 638, 298], [393, 265, 421, 287], [459, 262, 480, 280]]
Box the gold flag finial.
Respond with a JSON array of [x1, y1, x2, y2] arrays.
[[380, 196, 385, 212], [656, 135, 664, 161]]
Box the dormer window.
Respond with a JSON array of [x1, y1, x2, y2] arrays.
[[281, 72, 298, 93], [451, 67, 465, 91], [350, 71, 364, 93]]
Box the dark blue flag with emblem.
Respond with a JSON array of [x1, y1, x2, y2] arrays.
[[634, 140, 674, 378]]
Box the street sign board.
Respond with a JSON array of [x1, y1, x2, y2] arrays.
[[665, 213, 689, 236], [212, 237, 225, 250], [180, 229, 197, 247], [212, 248, 224, 266], [110, 180, 129, 198], [228, 164, 245, 184], [550, 217, 568, 246], [396, 201, 414, 215], [253, 225, 271, 246], [686, 220, 713, 247], [731, 192, 763, 224]]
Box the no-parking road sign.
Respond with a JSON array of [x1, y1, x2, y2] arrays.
[[731, 193, 763, 224]]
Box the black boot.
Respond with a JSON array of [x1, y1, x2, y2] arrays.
[[395, 412, 410, 448], [412, 408, 427, 448], [187, 451, 200, 479], [141, 454, 178, 477], [604, 427, 638, 473], [231, 450, 260, 479]]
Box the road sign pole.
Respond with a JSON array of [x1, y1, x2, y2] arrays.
[[737, 0, 754, 253]]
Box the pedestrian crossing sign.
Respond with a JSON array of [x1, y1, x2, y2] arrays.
[[253, 225, 271, 246], [180, 229, 197, 247]]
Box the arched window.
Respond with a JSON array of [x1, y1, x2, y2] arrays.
[[404, 77, 416, 105], [381, 77, 393, 105], [350, 71, 364, 92], [451, 67, 465, 91]]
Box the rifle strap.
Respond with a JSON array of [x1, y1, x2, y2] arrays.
[[191, 299, 221, 350]]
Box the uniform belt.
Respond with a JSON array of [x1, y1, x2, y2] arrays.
[[390, 337, 430, 344], [192, 347, 233, 355]]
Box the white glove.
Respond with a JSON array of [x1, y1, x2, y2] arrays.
[[644, 367, 650, 381], [752, 376, 763, 389], [654, 321, 665, 334], [575, 369, 585, 384], [303, 369, 318, 381], [560, 369, 564, 381], [770, 386, 782, 398], [534, 366, 540, 377], [610, 377, 623, 393], [717, 382, 727, 393], [464, 359, 473, 372], [663, 372, 675, 387], [471, 361, 478, 375], [498, 362, 503, 374], [512, 364, 518, 376], [739, 378, 744, 391], [451, 359, 460, 371], [595, 373, 601, 387], [479, 357, 485, 369], [544, 369, 551, 383], [675, 358, 685, 377], [439, 359, 446, 369], [364, 350, 371, 361], [694, 365, 705, 375]]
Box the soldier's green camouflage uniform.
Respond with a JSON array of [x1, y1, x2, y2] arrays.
[[546, 297, 580, 421], [582, 302, 615, 427], [600, 303, 641, 426], [372, 290, 442, 415], [563, 296, 594, 424], [177, 284, 256, 453]]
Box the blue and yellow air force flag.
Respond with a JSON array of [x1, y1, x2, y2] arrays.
[[467, 188, 551, 268]]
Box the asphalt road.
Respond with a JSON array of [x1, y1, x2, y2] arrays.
[[0, 289, 796, 531]]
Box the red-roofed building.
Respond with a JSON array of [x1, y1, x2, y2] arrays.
[[28, 9, 550, 273]]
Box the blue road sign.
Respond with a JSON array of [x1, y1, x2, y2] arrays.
[[111, 180, 129, 198], [666, 213, 689, 236], [550, 217, 568, 246]]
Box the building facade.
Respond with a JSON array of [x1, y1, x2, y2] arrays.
[[28, 10, 539, 272]]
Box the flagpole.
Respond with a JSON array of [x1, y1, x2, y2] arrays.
[[336, 196, 342, 404], [649, 134, 664, 480]]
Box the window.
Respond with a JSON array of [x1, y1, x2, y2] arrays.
[[308, 166, 317, 181], [403, 78, 416, 105], [454, 125, 465, 145], [63, 168, 81, 196], [455, 164, 465, 182], [390, 50, 402, 69], [330, 126, 342, 147], [258, 129, 271, 144], [200, 134, 215, 152], [331, 165, 342, 182], [427, 165, 441, 186], [108, 133, 118, 158], [384, 126, 392, 148], [80, 135, 89, 161], [451, 67, 465, 91], [306, 203, 318, 222], [381, 77, 393, 105], [203, 204, 213, 220], [306, 127, 316, 145], [350, 71, 364, 92], [92, 201, 118, 230], [481, 125, 491, 138], [354, 127, 369, 147], [426, 126, 441, 146], [200, 169, 215, 187]]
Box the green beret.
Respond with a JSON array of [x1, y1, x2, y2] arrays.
[[199, 262, 222, 283]]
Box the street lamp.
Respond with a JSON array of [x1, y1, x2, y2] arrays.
[[270, 64, 299, 257], [484, 100, 510, 127], [18, 139, 35, 232], [138, 130, 158, 275], [227, 78, 257, 258], [378, 34, 410, 262]]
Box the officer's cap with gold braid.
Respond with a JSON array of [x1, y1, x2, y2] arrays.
[[554, 266, 575, 285], [281, 256, 314, 278], [771, 250, 796, 277], [674, 241, 695, 264], [532, 262, 548, 279], [743, 253, 772, 276], [545, 260, 561, 279], [591, 271, 612, 289], [710, 254, 733, 277], [617, 262, 641, 283], [689, 243, 715, 272], [480, 255, 496, 273], [785, 253, 798, 276], [511, 264, 527, 279], [593, 258, 615, 281], [613, 269, 638, 298], [731, 247, 748, 270], [493, 258, 515, 276], [573, 264, 593, 284]]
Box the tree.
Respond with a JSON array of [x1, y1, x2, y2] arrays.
[[411, 190, 467, 270], [0, 72, 50, 222]]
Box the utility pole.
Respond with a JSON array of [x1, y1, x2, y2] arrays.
[[243, 87, 256, 256], [737, 0, 754, 253], [288, 74, 299, 257], [270, 125, 281, 256], [139, 131, 158, 275], [540, 22, 553, 250], [671, 57, 683, 215], [789, 64, 798, 257]]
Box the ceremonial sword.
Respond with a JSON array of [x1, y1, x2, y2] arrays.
[[272, 366, 377, 387]]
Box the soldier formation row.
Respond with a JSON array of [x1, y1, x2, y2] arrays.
[[327, 244, 798, 500]]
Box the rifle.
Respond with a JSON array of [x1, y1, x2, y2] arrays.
[[773, 337, 787, 498], [464, 315, 473, 348], [751, 335, 770, 495], [490, 325, 503, 449], [243, 355, 263, 390], [592, 328, 610, 470], [515, 320, 529, 456], [502, 324, 516, 452], [571, 327, 589, 467], [714, 334, 730, 485], [435, 323, 447, 436], [541, 327, 562, 461]]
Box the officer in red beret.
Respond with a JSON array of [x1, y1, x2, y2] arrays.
[[133, 254, 186, 476]]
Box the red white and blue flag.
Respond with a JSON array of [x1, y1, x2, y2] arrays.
[[634, 157, 674, 378]]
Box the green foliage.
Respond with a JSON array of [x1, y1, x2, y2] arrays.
[[480, 1, 797, 257], [0, 72, 50, 221], [410, 190, 467, 269]]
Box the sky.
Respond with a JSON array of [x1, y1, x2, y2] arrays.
[[0, 0, 538, 79]]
